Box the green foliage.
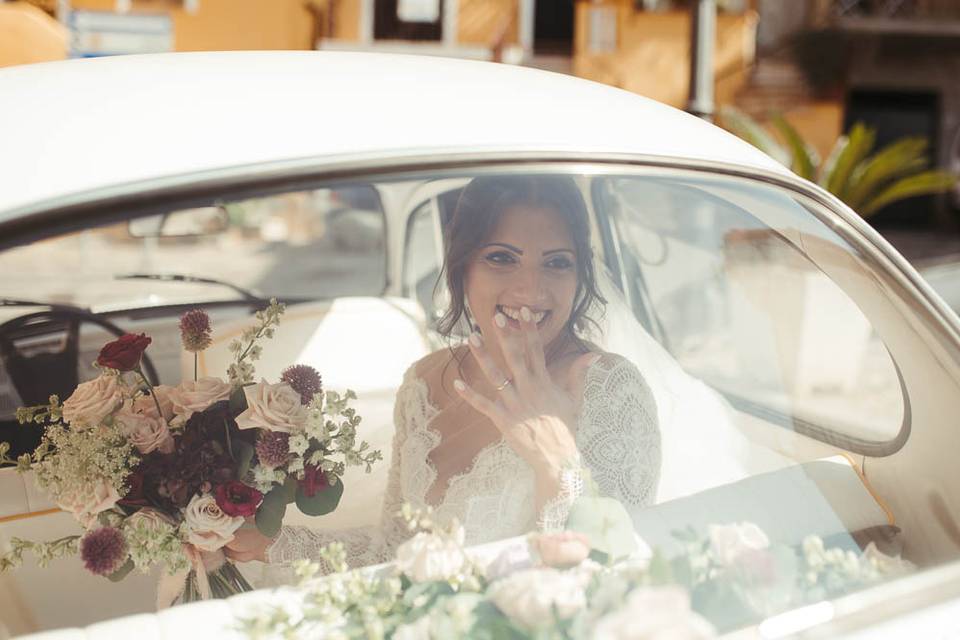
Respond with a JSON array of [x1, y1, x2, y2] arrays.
[[565, 496, 638, 562], [295, 477, 344, 516], [719, 106, 958, 219], [255, 484, 289, 538]]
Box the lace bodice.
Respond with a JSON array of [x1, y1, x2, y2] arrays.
[[266, 353, 661, 570]]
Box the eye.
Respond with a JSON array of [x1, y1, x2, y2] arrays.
[[483, 250, 517, 266], [545, 255, 574, 270]]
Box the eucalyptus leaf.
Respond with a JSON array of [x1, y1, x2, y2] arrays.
[[295, 478, 344, 516], [231, 440, 255, 480], [107, 558, 135, 583], [229, 385, 249, 416], [565, 496, 638, 561], [255, 484, 288, 538]]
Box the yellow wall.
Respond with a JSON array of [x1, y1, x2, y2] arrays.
[[0, 1, 67, 68], [71, 0, 314, 50], [573, 1, 756, 110]]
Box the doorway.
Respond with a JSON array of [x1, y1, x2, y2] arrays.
[[534, 0, 574, 55]]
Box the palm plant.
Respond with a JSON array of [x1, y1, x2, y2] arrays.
[[719, 106, 958, 218]]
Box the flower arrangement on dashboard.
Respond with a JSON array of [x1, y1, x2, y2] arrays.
[[0, 300, 382, 605], [238, 507, 912, 639]]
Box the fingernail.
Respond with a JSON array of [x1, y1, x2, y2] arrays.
[[521, 306, 532, 322], [469, 332, 482, 348], [453, 379, 466, 392], [494, 313, 507, 329]]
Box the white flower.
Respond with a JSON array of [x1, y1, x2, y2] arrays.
[[593, 586, 716, 639], [167, 377, 232, 424], [485, 539, 536, 581], [235, 380, 308, 433], [395, 529, 466, 583], [708, 522, 769, 566], [488, 567, 586, 628], [288, 433, 310, 456], [57, 479, 122, 528], [115, 406, 174, 454], [392, 615, 431, 640], [181, 493, 244, 552], [862, 542, 914, 576], [61, 374, 124, 428]]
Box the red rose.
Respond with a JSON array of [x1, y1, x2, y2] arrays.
[[214, 481, 263, 518], [97, 334, 152, 372], [300, 464, 328, 498]]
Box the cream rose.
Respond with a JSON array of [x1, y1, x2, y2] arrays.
[[57, 479, 122, 528], [167, 377, 232, 424], [708, 522, 769, 567], [61, 374, 124, 428], [593, 586, 716, 640], [235, 379, 308, 434], [115, 406, 174, 454], [395, 529, 467, 583], [131, 385, 176, 422], [181, 493, 244, 551], [488, 567, 586, 629]]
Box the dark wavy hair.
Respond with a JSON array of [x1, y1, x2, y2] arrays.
[[436, 175, 606, 360]]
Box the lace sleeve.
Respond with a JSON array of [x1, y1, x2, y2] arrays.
[[537, 354, 660, 532], [265, 368, 416, 573], [576, 354, 661, 519]]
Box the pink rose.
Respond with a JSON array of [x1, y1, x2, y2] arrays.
[[235, 380, 307, 433], [115, 406, 174, 454], [131, 385, 175, 422], [62, 374, 124, 428], [167, 377, 231, 424], [530, 531, 591, 568], [57, 480, 122, 528]]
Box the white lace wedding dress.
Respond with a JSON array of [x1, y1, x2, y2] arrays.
[[266, 352, 661, 571]]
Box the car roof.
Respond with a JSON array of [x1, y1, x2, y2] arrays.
[[0, 50, 790, 218]]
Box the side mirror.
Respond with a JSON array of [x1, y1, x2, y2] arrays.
[[128, 206, 229, 238]]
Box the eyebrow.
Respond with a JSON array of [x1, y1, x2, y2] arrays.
[[481, 242, 574, 256]]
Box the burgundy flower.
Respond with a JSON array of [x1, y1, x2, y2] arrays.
[[300, 464, 328, 498], [256, 431, 290, 468], [118, 469, 149, 507], [97, 334, 152, 371], [80, 527, 128, 576], [280, 364, 323, 405], [214, 481, 263, 518], [179, 309, 212, 353]]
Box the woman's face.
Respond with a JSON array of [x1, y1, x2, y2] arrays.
[[464, 204, 578, 356]]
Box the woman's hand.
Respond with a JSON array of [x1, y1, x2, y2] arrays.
[[453, 306, 598, 504], [223, 520, 274, 563]]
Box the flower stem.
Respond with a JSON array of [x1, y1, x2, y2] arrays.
[[194, 353, 198, 383], [135, 367, 166, 425]]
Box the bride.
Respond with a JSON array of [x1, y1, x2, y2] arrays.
[[225, 175, 662, 570]]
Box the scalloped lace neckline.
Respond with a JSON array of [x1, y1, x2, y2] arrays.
[[405, 375, 512, 509]]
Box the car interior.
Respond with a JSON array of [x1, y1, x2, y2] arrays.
[[1, 166, 958, 635]]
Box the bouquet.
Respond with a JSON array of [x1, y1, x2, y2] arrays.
[[0, 300, 382, 607]]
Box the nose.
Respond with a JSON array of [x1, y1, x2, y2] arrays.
[[511, 265, 548, 305]]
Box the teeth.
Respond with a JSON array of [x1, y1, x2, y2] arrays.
[[499, 306, 547, 324]]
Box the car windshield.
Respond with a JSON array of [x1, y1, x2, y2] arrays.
[[0, 164, 951, 636]]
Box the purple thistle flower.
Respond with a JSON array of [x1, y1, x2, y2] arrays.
[[179, 308, 212, 353], [280, 364, 323, 405], [256, 431, 291, 468], [80, 527, 128, 576]]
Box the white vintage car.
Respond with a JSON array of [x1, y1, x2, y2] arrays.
[[1, 51, 959, 638]]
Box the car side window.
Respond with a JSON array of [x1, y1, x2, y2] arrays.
[[403, 199, 444, 326], [594, 174, 906, 452]]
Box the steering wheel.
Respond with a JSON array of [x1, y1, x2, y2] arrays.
[[0, 307, 160, 409]]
